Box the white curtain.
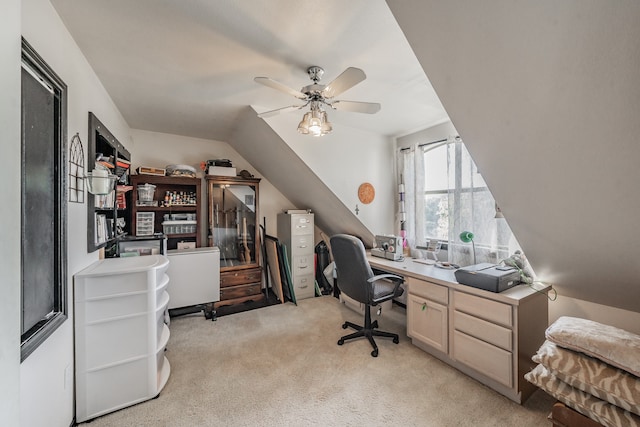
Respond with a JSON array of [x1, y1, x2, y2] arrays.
[[447, 140, 521, 265], [400, 138, 521, 266], [398, 147, 425, 250]]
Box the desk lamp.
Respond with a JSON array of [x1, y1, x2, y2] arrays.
[[459, 231, 476, 265]]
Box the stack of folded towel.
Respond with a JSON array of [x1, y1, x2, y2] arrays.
[[525, 316, 640, 427]]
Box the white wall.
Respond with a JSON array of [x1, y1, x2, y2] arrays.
[[21, 0, 132, 425], [388, 0, 640, 315], [396, 121, 457, 149], [549, 297, 640, 335], [0, 1, 22, 425], [264, 112, 396, 235], [130, 129, 293, 237]]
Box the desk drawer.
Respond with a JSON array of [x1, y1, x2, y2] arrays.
[[220, 267, 261, 288], [453, 330, 512, 388], [454, 310, 512, 351], [407, 277, 448, 305], [454, 291, 512, 327]]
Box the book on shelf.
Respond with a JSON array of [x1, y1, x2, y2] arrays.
[[95, 190, 115, 209], [95, 213, 108, 245], [115, 157, 131, 177]]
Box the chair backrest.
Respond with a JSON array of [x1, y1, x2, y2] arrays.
[[330, 234, 374, 304]]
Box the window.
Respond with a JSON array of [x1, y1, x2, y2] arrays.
[[401, 137, 520, 266], [21, 38, 67, 361]]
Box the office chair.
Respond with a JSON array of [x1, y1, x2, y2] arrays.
[[330, 234, 404, 357]]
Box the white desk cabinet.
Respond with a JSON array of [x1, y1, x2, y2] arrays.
[[369, 254, 550, 404], [406, 277, 449, 354], [74, 255, 171, 422]]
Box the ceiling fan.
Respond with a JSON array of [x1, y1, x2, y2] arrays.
[[254, 66, 381, 136]]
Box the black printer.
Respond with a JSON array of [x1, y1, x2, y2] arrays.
[[454, 263, 521, 293]]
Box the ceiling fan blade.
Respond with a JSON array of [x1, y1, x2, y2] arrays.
[[331, 100, 381, 114], [322, 67, 366, 99], [257, 105, 304, 118], [254, 77, 307, 100]]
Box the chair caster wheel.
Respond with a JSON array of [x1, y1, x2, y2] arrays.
[[371, 349, 378, 357], [393, 337, 399, 344], [337, 339, 344, 345], [342, 323, 348, 329]]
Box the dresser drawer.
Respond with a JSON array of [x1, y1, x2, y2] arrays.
[[454, 310, 512, 351], [407, 277, 448, 305], [453, 330, 513, 388], [220, 267, 261, 287], [219, 283, 262, 301], [453, 291, 512, 327]]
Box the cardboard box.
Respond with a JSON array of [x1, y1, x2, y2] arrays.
[[208, 166, 236, 177]]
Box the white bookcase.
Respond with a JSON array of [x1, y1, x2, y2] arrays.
[[74, 255, 171, 422]]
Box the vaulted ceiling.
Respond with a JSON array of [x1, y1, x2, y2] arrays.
[[51, 0, 448, 141]]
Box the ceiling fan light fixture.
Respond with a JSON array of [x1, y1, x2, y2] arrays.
[[297, 112, 312, 134], [257, 66, 374, 137], [298, 108, 332, 137]]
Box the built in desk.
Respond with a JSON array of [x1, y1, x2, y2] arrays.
[[367, 252, 551, 404]]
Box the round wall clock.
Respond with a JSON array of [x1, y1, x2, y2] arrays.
[[358, 182, 375, 204]]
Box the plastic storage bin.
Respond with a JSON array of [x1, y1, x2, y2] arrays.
[[162, 220, 197, 235], [136, 212, 155, 236], [137, 184, 156, 202]]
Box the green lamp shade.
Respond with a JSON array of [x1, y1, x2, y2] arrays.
[[459, 231, 474, 243]]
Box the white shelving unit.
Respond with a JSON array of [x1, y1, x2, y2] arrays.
[[74, 255, 171, 422]]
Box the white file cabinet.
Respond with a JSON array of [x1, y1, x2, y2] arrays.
[[278, 212, 315, 300], [74, 255, 171, 422]]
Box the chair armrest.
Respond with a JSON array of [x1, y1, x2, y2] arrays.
[[368, 273, 404, 284], [368, 273, 404, 304]]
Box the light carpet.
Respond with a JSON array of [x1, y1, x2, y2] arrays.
[[79, 295, 554, 426]]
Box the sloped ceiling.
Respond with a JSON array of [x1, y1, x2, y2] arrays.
[[231, 107, 374, 243], [387, 0, 640, 312], [50, 0, 448, 141]]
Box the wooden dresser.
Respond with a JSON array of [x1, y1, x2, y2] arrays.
[[205, 175, 263, 308], [219, 266, 263, 306]]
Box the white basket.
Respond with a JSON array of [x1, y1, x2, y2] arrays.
[[162, 220, 197, 235], [137, 184, 156, 202]]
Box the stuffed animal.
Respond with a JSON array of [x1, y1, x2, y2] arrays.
[[502, 250, 535, 284]]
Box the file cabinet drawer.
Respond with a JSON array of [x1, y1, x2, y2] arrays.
[[293, 274, 315, 300], [291, 215, 313, 235], [292, 255, 313, 276], [291, 234, 314, 254]]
